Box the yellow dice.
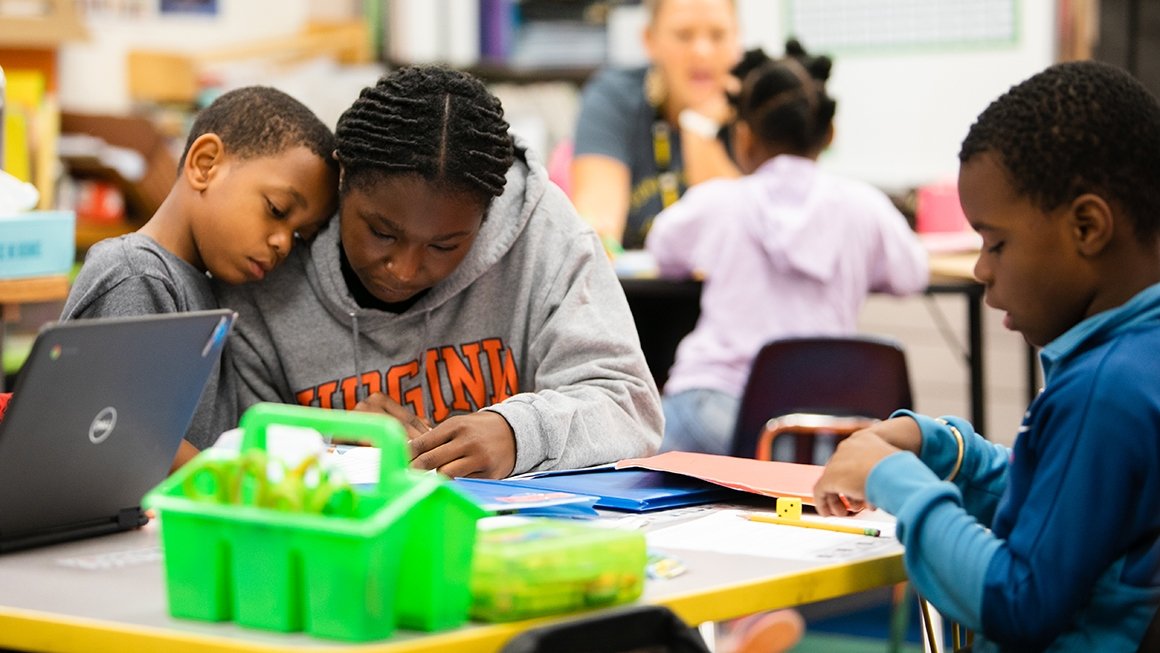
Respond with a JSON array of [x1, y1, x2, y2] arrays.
[[776, 497, 803, 520]]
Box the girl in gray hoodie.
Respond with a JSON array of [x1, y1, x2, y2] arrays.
[[217, 65, 663, 479]]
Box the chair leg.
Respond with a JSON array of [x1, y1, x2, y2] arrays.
[[918, 595, 944, 653], [699, 621, 719, 653], [887, 582, 912, 653]]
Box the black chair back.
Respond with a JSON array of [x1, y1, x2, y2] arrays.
[[499, 605, 711, 653], [729, 335, 913, 461]]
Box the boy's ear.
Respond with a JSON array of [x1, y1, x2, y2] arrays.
[[184, 133, 225, 191], [1069, 193, 1115, 257]]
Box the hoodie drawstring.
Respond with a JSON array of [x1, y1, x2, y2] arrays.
[[350, 311, 364, 404]]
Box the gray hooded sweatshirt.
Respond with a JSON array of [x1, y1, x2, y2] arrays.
[[216, 144, 663, 475]]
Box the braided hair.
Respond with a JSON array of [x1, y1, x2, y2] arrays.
[[960, 60, 1160, 242], [732, 39, 837, 156], [335, 65, 515, 207], [181, 86, 337, 175]]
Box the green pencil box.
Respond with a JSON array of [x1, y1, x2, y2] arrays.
[[469, 517, 647, 622]]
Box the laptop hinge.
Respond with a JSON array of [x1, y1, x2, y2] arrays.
[[117, 508, 147, 529]]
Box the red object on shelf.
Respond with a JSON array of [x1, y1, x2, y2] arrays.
[[74, 179, 126, 226], [915, 181, 969, 233]]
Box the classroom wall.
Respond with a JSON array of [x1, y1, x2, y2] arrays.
[[57, 0, 1056, 190], [735, 0, 1056, 190], [606, 0, 1055, 189]]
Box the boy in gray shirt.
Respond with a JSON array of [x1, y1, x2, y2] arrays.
[[62, 86, 338, 469]]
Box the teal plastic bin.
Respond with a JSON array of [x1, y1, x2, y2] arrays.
[[146, 403, 487, 641]]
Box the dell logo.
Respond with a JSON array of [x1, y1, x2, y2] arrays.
[[89, 407, 118, 444]]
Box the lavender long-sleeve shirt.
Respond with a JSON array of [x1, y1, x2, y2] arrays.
[[645, 155, 929, 397]]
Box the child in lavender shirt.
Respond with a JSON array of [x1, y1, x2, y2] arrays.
[[646, 45, 928, 456]]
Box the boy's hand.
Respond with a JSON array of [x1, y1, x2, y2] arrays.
[[409, 411, 516, 479], [813, 430, 901, 517]]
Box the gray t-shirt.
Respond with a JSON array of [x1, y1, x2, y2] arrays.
[[573, 66, 688, 249], [61, 233, 234, 448]]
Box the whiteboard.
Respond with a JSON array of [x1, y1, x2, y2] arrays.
[[734, 0, 1051, 189], [787, 0, 1018, 52]]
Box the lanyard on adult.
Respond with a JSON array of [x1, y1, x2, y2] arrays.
[[651, 118, 681, 210]]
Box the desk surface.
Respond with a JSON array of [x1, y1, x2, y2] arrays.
[[0, 512, 904, 653], [927, 252, 979, 283]]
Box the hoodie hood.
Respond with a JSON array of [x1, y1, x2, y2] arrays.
[[746, 155, 841, 282]]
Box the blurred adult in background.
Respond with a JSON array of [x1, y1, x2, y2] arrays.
[[571, 0, 741, 251]]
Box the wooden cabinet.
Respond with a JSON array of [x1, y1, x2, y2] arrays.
[[1095, 0, 1160, 97]]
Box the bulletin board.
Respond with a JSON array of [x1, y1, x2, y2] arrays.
[[786, 0, 1019, 53]]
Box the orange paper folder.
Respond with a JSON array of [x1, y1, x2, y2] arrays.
[[615, 452, 823, 506]]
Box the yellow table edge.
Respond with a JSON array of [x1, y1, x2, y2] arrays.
[[0, 551, 904, 653]]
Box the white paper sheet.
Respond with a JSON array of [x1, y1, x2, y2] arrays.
[[646, 509, 900, 561]]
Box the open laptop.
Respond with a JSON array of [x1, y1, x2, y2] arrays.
[[0, 309, 234, 552]]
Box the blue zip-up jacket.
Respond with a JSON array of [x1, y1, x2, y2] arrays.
[[868, 282, 1160, 652]]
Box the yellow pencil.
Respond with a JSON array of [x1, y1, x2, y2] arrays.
[[743, 513, 881, 537]]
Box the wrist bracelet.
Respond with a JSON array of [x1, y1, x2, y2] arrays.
[[678, 109, 721, 139], [935, 418, 965, 482]]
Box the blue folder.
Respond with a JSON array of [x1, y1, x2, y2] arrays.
[[491, 467, 741, 512], [450, 478, 600, 518]]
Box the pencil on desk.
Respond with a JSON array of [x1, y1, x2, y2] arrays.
[[743, 513, 881, 537]]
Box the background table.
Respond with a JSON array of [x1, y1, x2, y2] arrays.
[[619, 255, 1000, 429]]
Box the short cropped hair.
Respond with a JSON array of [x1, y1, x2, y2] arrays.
[[334, 65, 514, 206], [180, 86, 337, 175], [960, 60, 1160, 242]]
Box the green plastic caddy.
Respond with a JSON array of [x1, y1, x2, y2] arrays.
[[145, 403, 487, 642]]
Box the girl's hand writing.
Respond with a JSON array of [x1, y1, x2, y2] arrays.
[[409, 411, 516, 479]]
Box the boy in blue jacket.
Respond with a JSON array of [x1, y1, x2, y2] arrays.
[[814, 60, 1160, 652]]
